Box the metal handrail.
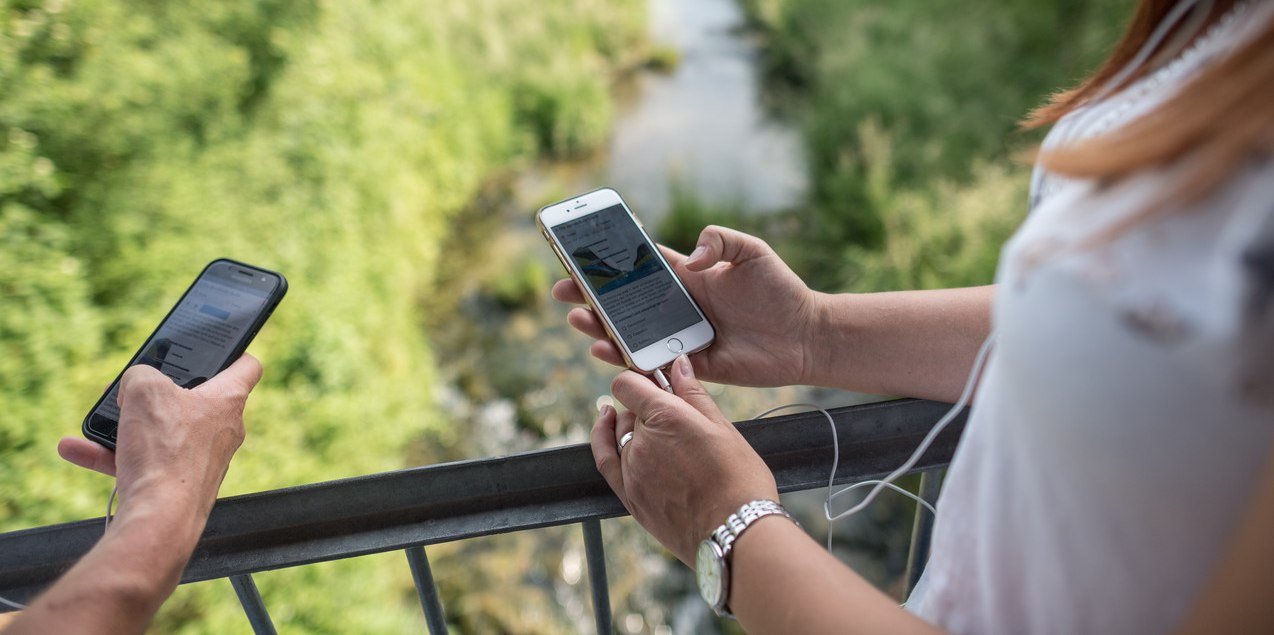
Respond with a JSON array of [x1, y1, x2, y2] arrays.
[[0, 398, 965, 631]]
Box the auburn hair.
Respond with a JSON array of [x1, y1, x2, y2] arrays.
[[1023, 0, 1274, 218]]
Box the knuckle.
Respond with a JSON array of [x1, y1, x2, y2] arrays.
[[681, 383, 711, 401], [748, 233, 774, 254], [594, 452, 616, 475], [226, 382, 253, 403], [122, 365, 155, 385], [701, 226, 726, 246], [642, 403, 676, 428], [610, 373, 629, 396]]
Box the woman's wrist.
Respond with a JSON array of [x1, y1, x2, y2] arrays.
[[692, 485, 782, 559], [801, 290, 858, 389]]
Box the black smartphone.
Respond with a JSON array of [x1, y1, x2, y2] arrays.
[[82, 258, 287, 449]]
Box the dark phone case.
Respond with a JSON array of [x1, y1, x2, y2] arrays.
[[81, 258, 288, 449]]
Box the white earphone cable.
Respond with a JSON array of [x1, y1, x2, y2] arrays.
[[0, 485, 117, 612], [751, 335, 994, 550]]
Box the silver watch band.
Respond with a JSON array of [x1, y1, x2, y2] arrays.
[[711, 499, 792, 558]]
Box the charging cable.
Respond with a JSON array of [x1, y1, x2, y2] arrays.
[[0, 485, 119, 611]]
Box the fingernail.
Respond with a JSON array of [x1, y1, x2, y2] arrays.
[[687, 245, 707, 263], [598, 404, 613, 418], [677, 354, 693, 378]]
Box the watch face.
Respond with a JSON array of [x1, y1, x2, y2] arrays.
[[696, 540, 726, 608]]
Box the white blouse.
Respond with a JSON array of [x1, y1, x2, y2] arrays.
[[906, 3, 1274, 633]]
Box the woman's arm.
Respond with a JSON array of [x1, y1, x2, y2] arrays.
[[1175, 445, 1274, 633], [553, 225, 994, 403], [809, 286, 995, 403], [595, 357, 947, 634], [730, 515, 941, 634]]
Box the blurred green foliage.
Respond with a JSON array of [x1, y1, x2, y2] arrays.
[[1, 0, 644, 631], [742, 0, 1129, 290], [655, 181, 752, 254]]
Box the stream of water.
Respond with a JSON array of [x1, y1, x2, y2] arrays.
[[436, 0, 819, 449], [429, 1, 907, 631], [514, 0, 806, 224]]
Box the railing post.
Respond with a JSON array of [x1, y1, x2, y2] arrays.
[[581, 519, 613, 635], [229, 574, 277, 635], [904, 469, 944, 597], [405, 546, 449, 634]]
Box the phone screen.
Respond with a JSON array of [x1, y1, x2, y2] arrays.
[[86, 261, 282, 441], [550, 204, 702, 351]]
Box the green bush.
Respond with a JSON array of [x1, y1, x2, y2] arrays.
[[742, 0, 1128, 290], [1, 0, 644, 631], [656, 181, 752, 254]]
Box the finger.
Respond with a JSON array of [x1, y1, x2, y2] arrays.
[[658, 244, 688, 269], [119, 363, 171, 402], [201, 353, 264, 397], [567, 307, 609, 340], [611, 370, 696, 431], [551, 278, 586, 304], [589, 340, 626, 367], [683, 225, 773, 271], [668, 355, 728, 425], [589, 404, 626, 499], [615, 409, 637, 449], [57, 437, 117, 477]]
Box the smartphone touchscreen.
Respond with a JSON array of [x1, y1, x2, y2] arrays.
[[83, 259, 286, 447], [542, 191, 713, 371]]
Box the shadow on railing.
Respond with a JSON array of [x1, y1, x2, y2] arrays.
[[0, 399, 965, 633]]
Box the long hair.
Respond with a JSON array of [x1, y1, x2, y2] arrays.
[[1023, 0, 1274, 220]]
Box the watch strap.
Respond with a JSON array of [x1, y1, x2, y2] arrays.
[[711, 499, 792, 557]]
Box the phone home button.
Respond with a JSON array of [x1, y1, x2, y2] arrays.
[[666, 338, 684, 354]]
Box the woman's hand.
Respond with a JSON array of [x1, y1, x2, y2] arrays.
[[591, 354, 779, 565], [553, 225, 822, 388]]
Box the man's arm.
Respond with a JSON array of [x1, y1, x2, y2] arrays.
[[4, 490, 206, 634], [4, 354, 262, 635]]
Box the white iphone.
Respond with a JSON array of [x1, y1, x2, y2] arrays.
[[538, 187, 715, 373]]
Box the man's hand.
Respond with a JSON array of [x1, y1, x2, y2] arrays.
[[4, 355, 263, 635], [57, 354, 263, 515], [553, 225, 823, 388]]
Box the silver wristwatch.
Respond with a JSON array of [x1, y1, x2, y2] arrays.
[[695, 499, 794, 617]]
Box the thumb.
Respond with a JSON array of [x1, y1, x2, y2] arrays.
[[669, 355, 727, 425], [201, 353, 264, 397], [683, 225, 773, 272]]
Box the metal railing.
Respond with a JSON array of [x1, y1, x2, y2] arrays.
[[0, 399, 965, 633]]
